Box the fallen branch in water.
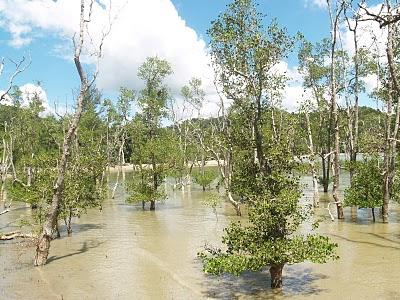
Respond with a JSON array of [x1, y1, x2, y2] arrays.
[[0, 209, 10, 216], [0, 231, 37, 240]]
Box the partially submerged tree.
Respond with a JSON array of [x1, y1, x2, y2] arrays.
[[104, 88, 135, 199], [358, 0, 400, 222], [327, 0, 345, 219], [300, 101, 320, 207], [192, 167, 219, 191], [170, 77, 205, 189], [199, 186, 338, 289], [298, 38, 333, 193], [34, 0, 112, 266], [344, 158, 383, 222], [127, 56, 174, 210], [200, 0, 338, 290]]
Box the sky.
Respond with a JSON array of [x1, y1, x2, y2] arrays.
[[0, 0, 385, 116]]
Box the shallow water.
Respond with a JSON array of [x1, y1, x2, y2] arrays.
[[1, 173, 399, 299]]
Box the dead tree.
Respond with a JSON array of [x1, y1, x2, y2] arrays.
[[327, 0, 345, 219], [35, 0, 112, 266], [0, 55, 31, 102]]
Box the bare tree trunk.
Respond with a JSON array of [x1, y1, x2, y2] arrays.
[[383, 90, 392, 223], [328, 0, 344, 219], [321, 152, 330, 193], [200, 151, 206, 191], [382, 15, 400, 223], [0, 166, 7, 210], [269, 264, 284, 289], [305, 110, 319, 207], [35, 0, 91, 266], [55, 222, 61, 239], [150, 200, 155, 210], [151, 152, 157, 211], [227, 191, 241, 216], [66, 208, 73, 236], [344, 9, 360, 220], [254, 95, 265, 173], [350, 20, 359, 181], [1, 130, 11, 210]]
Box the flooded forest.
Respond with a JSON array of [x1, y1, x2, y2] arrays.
[[0, 0, 399, 299]]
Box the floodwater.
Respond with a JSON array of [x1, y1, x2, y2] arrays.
[[1, 172, 399, 300]]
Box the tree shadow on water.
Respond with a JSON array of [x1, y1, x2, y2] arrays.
[[56, 223, 104, 239], [74, 223, 104, 233], [47, 240, 104, 264], [329, 233, 400, 250], [202, 266, 327, 299]]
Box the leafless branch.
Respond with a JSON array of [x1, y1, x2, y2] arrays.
[[358, 2, 400, 27], [0, 54, 31, 102]]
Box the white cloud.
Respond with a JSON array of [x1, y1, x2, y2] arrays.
[[363, 73, 379, 94], [340, 4, 388, 97], [340, 5, 387, 58], [20, 83, 54, 115], [304, 0, 327, 9], [0, 0, 217, 113], [270, 61, 310, 112], [19, 83, 48, 106], [0, 83, 51, 114], [0, 0, 313, 114]]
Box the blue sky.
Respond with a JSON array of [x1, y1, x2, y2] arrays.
[[172, 0, 330, 42], [0, 0, 382, 114]]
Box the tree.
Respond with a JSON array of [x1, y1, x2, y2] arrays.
[[192, 167, 219, 191], [199, 187, 338, 289], [170, 77, 205, 189], [300, 101, 320, 207], [61, 88, 107, 235], [208, 0, 294, 177], [8, 87, 107, 237], [358, 0, 400, 222], [200, 0, 339, 290], [298, 38, 333, 193], [34, 0, 112, 266], [104, 88, 135, 199], [344, 157, 383, 222], [127, 56, 173, 210], [327, 0, 345, 219]]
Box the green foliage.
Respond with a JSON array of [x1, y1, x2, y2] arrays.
[[389, 155, 400, 204], [199, 189, 338, 276], [126, 169, 166, 204], [201, 192, 223, 219], [192, 167, 219, 190], [344, 158, 383, 209], [198, 1, 338, 286], [126, 57, 180, 208], [7, 87, 107, 229], [181, 77, 205, 112]]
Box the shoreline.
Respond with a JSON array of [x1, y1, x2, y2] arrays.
[[107, 160, 221, 172]]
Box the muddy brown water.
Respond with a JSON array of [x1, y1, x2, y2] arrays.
[[1, 173, 399, 300]]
